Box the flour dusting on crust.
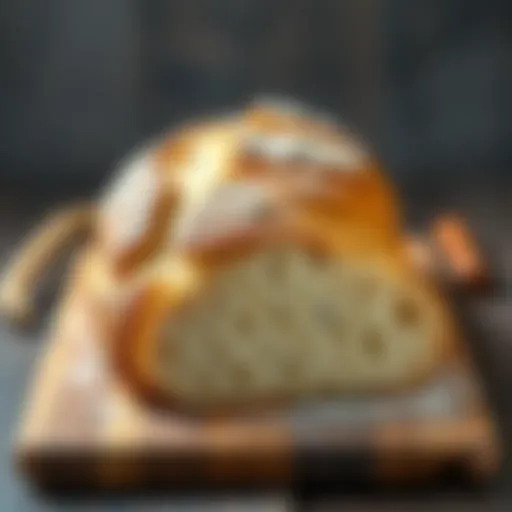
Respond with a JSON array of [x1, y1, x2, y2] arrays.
[[100, 146, 159, 255], [176, 182, 276, 248]]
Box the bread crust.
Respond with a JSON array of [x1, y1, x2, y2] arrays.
[[96, 102, 401, 276]]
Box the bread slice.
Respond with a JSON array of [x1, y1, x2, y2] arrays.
[[115, 237, 453, 411]]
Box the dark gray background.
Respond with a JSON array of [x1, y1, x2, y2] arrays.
[[0, 0, 511, 190]]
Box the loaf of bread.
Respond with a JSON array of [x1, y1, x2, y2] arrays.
[[99, 98, 454, 410], [0, 98, 455, 411]]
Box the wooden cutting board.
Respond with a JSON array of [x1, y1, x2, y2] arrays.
[[15, 215, 501, 490]]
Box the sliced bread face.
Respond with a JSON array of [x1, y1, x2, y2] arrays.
[[138, 245, 449, 410]]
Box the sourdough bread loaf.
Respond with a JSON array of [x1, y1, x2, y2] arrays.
[[83, 99, 454, 411]]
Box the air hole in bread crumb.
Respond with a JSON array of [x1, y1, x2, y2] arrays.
[[234, 314, 253, 333], [357, 275, 379, 299], [273, 302, 293, 326], [363, 329, 385, 359], [396, 298, 420, 327], [314, 302, 340, 329]]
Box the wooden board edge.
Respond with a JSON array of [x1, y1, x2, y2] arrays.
[[374, 412, 501, 484]]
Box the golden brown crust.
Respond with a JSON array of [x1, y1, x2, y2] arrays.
[[112, 280, 171, 408], [95, 147, 177, 276], [95, 119, 232, 276], [96, 101, 401, 276], [113, 186, 178, 276]]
